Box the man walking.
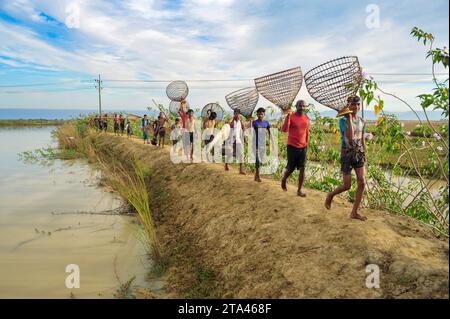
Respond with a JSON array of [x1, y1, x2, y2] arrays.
[[280, 100, 310, 197], [325, 96, 367, 221]]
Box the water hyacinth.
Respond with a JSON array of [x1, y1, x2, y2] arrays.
[[433, 191, 441, 199], [437, 146, 443, 151], [406, 131, 411, 136]]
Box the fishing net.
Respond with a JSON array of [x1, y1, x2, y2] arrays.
[[304, 56, 362, 113], [225, 87, 259, 117], [201, 103, 224, 121], [166, 80, 189, 102], [169, 100, 190, 115], [254, 67, 303, 111]]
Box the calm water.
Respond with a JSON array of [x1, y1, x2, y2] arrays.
[[0, 126, 150, 298]]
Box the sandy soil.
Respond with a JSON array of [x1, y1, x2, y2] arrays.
[[95, 134, 449, 298]]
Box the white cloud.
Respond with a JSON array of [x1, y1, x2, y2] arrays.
[[0, 0, 448, 112]]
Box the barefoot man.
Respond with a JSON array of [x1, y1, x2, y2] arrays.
[[280, 100, 310, 197], [325, 96, 367, 221], [225, 109, 246, 175]]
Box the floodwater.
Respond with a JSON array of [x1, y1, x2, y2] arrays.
[[0, 127, 151, 298]]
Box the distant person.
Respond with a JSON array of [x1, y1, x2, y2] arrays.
[[203, 111, 217, 162], [280, 100, 310, 197], [102, 114, 108, 132], [171, 118, 182, 146], [325, 96, 367, 221], [252, 107, 271, 183], [94, 115, 100, 132], [225, 109, 246, 174], [119, 114, 125, 135], [113, 113, 120, 136], [141, 114, 150, 144], [126, 119, 133, 138], [157, 112, 168, 148], [178, 99, 189, 159], [185, 109, 196, 161]]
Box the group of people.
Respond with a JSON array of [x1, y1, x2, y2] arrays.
[[92, 95, 368, 221], [93, 113, 133, 137]]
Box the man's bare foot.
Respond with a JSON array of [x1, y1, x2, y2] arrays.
[[255, 176, 261, 182], [325, 193, 333, 210], [297, 190, 306, 197], [281, 178, 287, 191], [239, 171, 246, 175], [225, 165, 229, 171], [350, 213, 367, 221]]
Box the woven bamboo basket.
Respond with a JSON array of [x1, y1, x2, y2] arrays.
[[225, 87, 259, 117], [201, 103, 224, 121], [304, 56, 362, 117], [166, 80, 189, 102], [254, 67, 303, 111]]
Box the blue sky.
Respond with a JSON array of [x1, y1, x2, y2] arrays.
[[0, 0, 448, 112]]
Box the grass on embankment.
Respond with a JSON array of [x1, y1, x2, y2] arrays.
[[0, 119, 65, 127]]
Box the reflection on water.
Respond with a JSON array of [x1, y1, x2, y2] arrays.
[[0, 127, 150, 298]]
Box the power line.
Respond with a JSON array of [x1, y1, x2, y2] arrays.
[[0, 72, 448, 88], [0, 80, 82, 88]]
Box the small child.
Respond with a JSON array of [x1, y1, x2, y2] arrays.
[[126, 119, 133, 138], [171, 118, 182, 146]]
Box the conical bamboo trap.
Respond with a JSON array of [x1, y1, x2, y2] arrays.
[[169, 100, 190, 115], [225, 87, 259, 117], [201, 103, 224, 121], [166, 80, 189, 102], [304, 56, 362, 117], [254, 67, 303, 111]]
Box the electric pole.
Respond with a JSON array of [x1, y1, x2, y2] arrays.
[[94, 74, 103, 116]]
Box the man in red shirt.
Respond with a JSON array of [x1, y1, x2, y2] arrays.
[[280, 100, 310, 197]]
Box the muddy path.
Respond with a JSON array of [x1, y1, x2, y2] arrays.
[[93, 133, 449, 298]]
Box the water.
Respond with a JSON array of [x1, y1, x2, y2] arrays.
[[0, 108, 158, 120], [0, 126, 151, 298]]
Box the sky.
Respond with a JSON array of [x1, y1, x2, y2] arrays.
[[0, 0, 448, 114]]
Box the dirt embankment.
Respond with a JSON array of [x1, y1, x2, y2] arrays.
[[93, 134, 448, 299]]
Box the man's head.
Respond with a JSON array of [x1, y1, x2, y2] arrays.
[[256, 107, 265, 120], [175, 118, 180, 124], [209, 111, 217, 121], [144, 114, 147, 118], [349, 96, 361, 114], [187, 109, 194, 118], [295, 100, 306, 115], [233, 109, 241, 120]]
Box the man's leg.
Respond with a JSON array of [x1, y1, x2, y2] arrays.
[[297, 168, 306, 197], [350, 167, 367, 221], [325, 174, 352, 209], [281, 168, 294, 191]]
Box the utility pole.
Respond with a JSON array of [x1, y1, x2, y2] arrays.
[[94, 74, 103, 116]]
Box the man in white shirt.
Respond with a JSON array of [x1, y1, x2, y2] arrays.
[[225, 109, 246, 175]]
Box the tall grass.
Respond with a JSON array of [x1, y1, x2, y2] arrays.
[[54, 121, 162, 260], [94, 149, 161, 261]]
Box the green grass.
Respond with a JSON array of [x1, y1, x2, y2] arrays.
[[0, 119, 65, 127]]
